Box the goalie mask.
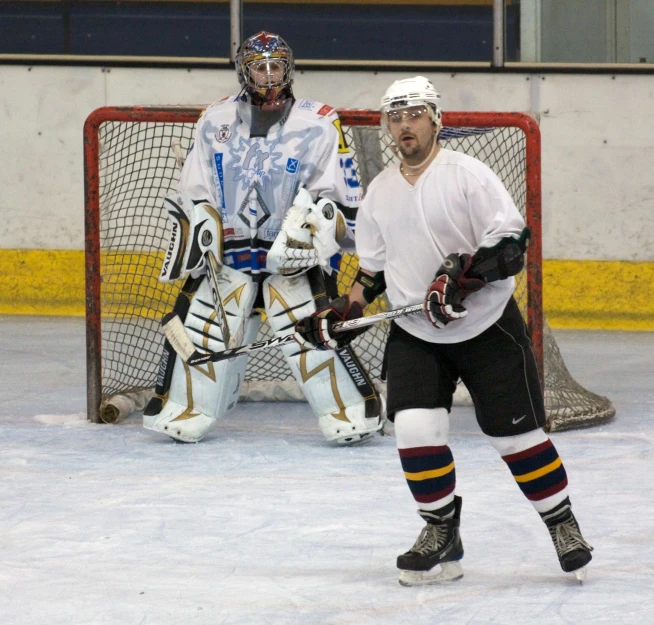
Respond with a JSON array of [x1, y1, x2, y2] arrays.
[[380, 76, 442, 137], [236, 31, 295, 107]]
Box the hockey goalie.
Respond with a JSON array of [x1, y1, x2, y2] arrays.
[[142, 31, 384, 444]]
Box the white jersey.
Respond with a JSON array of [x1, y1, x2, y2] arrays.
[[356, 147, 526, 343], [179, 96, 362, 279]]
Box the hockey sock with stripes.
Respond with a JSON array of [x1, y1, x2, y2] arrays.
[[488, 429, 569, 513], [395, 408, 456, 512]]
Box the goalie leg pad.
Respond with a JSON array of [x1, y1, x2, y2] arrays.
[[143, 268, 257, 442], [144, 274, 203, 418], [264, 273, 383, 445]]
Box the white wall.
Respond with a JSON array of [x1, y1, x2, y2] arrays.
[[1, 65, 652, 260]]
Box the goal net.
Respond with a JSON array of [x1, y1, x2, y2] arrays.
[[84, 106, 615, 432]]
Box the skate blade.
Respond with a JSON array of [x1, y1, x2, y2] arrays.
[[573, 567, 587, 584], [399, 561, 463, 587]]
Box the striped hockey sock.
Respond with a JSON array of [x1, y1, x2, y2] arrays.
[[501, 437, 569, 512], [399, 445, 456, 510]]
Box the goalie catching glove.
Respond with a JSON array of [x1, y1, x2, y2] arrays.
[[266, 188, 348, 276], [294, 295, 367, 351], [425, 253, 486, 328]]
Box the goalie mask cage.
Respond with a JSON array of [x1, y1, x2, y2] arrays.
[[84, 106, 615, 432]]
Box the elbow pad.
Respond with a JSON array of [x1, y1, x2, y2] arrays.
[[470, 227, 531, 283]]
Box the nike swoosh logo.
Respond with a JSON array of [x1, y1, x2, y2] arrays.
[[512, 415, 527, 424]]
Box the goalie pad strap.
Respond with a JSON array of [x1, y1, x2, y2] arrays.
[[354, 269, 386, 304], [470, 227, 531, 283]]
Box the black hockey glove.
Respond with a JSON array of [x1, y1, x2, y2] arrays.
[[294, 295, 367, 351], [425, 253, 486, 328]]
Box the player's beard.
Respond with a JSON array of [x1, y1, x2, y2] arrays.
[[398, 134, 435, 162]]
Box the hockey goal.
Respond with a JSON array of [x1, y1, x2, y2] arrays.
[[84, 106, 615, 432]]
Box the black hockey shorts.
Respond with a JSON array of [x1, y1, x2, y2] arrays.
[[384, 297, 546, 437]]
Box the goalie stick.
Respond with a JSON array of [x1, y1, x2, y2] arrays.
[[162, 303, 424, 366], [205, 250, 243, 349]]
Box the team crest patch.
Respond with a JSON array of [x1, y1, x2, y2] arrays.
[[317, 104, 334, 116], [216, 125, 232, 143], [299, 100, 315, 111], [286, 158, 299, 173]]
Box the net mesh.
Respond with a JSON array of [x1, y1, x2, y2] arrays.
[[89, 108, 614, 431]]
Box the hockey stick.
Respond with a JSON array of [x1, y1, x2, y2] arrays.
[[204, 250, 244, 349], [162, 302, 424, 366]]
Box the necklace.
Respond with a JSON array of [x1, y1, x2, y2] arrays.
[[400, 164, 421, 177], [402, 138, 438, 170]]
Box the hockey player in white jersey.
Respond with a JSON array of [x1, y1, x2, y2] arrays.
[[143, 31, 383, 445], [295, 76, 593, 583]]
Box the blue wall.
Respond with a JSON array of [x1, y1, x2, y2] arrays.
[[0, 2, 519, 62]]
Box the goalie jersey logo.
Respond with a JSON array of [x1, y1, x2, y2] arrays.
[[216, 124, 231, 143]]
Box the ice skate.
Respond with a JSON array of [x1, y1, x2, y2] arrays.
[[542, 500, 593, 583], [397, 495, 464, 586]]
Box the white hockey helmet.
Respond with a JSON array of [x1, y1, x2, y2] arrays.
[[380, 76, 442, 132]]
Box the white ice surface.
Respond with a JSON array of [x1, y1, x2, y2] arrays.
[[1, 316, 653, 625]]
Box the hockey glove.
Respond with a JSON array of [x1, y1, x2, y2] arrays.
[[294, 295, 367, 351], [425, 253, 486, 328]]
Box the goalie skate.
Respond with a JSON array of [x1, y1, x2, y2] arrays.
[[318, 410, 382, 445], [397, 495, 464, 587]]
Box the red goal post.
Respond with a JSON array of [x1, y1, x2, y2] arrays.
[[84, 106, 612, 432]]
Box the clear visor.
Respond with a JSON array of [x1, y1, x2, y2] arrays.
[[247, 58, 288, 89], [384, 105, 430, 124]]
